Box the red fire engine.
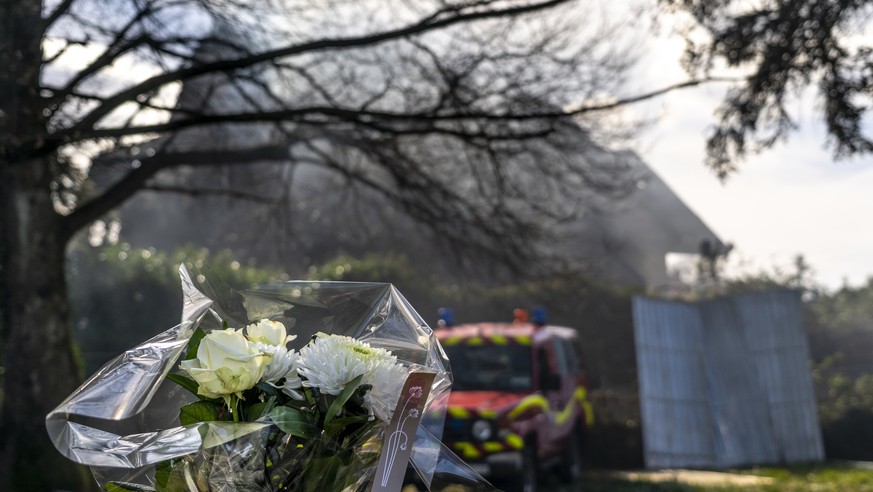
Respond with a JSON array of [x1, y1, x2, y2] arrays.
[[433, 309, 593, 492]]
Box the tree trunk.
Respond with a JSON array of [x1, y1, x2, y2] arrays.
[[0, 1, 95, 488], [0, 161, 93, 491]]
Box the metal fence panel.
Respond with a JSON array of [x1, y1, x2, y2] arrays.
[[633, 298, 715, 468], [633, 290, 823, 469], [736, 290, 824, 463], [699, 298, 780, 467]]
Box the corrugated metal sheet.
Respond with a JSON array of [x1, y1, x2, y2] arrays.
[[633, 299, 714, 469], [633, 290, 824, 469], [735, 290, 824, 463]]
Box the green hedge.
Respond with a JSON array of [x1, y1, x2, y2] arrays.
[[68, 244, 282, 372]]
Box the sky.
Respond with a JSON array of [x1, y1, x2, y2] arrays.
[[624, 29, 873, 291]]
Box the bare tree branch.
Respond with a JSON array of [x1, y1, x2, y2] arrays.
[[43, 0, 77, 32], [62, 0, 570, 137], [48, 5, 160, 103], [142, 183, 280, 203], [58, 76, 733, 145], [63, 143, 291, 234], [563, 76, 739, 114]]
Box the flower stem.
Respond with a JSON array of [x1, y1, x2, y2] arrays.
[[231, 395, 240, 423]]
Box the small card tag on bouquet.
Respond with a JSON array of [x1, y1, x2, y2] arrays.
[[370, 371, 435, 492]]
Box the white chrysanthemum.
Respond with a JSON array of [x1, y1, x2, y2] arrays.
[[297, 334, 405, 413], [297, 335, 376, 394], [253, 341, 304, 400], [257, 343, 301, 383], [366, 360, 409, 421], [246, 319, 295, 347]]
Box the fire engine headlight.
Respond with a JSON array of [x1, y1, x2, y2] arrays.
[[471, 419, 493, 441]]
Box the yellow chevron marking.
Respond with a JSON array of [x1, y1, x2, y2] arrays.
[[515, 335, 532, 345], [583, 401, 595, 427], [479, 409, 497, 419], [490, 334, 508, 345], [508, 394, 549, 420], [574, 387, 595, 426], [448, 407, 471, 419], [454, 442, 481, 459], [442, 335, 462, 347], [505, 433, 524, 449], [483, 441, 504, 453], [467, 336, 484, 346], [555, 398, 576, 425], [505, 387, 593, 426]]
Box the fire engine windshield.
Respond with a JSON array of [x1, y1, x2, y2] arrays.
[[444, 344, 532, 391]]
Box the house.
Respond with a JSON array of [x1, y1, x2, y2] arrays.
[[548, 146, 725, 288]]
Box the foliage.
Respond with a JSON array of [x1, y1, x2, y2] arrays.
[[811, 353, 873, 460], [662, 0, 873, 177], [68, 243, 283, 372], [809, 277, 873, 335], [308, 253, 430, 296], [796, 277, 873, 459], [812, 355, 873, 421]]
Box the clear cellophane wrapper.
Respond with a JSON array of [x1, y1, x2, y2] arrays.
[[47, 265, 496, 491]]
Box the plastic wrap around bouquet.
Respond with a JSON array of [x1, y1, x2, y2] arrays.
[[47, 266, 497, 492]]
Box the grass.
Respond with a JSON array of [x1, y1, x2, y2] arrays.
[[409, 463, 873, 491], [553, 463, 873, 492]]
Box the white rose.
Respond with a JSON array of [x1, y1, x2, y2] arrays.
[[180, 328, 267, 400], [246, 319, 294, 347]]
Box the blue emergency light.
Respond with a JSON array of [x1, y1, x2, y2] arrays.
[[437, 307, 455, 327], [531, 306, 547, 326]]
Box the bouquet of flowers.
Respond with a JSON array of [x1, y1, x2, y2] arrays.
[[47, 266, 495, 492]]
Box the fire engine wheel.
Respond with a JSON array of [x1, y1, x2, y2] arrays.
[[507, 439, 538, 492], [557, 427, 585, 483]]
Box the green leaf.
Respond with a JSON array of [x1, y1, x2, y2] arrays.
[[269, 406, 318, 439], [324, 413, 371, 438], [304, 387, 316, 405], [165, 373, 200, 398], [303, 456, 344, 492], [246, 396, 277, 421], [341, 418, 380, 449], [154, 460, 172, 491], [185, 327, 206, 360], [255, 381, 281, 399], [179, 400, 220, 425], [154, 459, 189, 492], [105, 482, 156, 491], [324, 374, 364, 428]]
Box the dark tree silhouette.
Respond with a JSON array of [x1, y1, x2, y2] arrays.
[[0, 1, 702, 488], [662, 0, 873, 178]]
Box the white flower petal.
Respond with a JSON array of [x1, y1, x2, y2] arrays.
[[296, 334, 407, 420], [181, 328, 267, 398], [246, 319, 288, 347]]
